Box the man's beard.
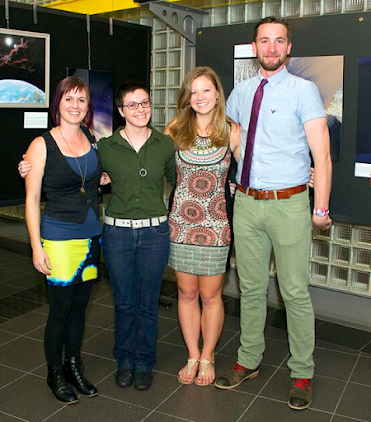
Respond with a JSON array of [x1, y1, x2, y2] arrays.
[[258, 54, 286, 71]]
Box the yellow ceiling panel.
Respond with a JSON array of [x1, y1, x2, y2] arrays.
[[44, 0, 182, 14], [44, 0, 139, 13]]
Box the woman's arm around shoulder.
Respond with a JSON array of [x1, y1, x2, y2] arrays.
[[162, 120, 176, 186], [229, 122, 241, 162], [164, 119, 177, 136]]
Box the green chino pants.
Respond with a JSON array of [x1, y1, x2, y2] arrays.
[[234, 188, 315, 379]]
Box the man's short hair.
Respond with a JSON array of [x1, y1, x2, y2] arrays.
[[253, 16, 292, 42]]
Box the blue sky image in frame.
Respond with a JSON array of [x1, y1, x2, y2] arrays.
[[0, 28, 50, 108]]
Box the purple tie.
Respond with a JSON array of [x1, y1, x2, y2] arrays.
[[241, 79, 268, 189]]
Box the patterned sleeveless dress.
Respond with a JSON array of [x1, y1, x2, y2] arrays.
[[168, 136, 231, 276]]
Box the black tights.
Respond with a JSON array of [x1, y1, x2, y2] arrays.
[[44, 281, 94, 366]]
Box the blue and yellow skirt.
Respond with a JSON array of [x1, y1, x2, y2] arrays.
[[41, 236, 101, 287]]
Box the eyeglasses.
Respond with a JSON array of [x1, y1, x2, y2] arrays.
[[122, 99, 152, 110]]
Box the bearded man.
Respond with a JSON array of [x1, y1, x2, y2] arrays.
[[215, 17, 332, 411]]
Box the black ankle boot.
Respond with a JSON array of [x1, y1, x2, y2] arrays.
[[47, 365, 79, 404], [64, 357, 98, 397]]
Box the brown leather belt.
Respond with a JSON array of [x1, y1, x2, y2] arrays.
[[237, 184, 306, 200]]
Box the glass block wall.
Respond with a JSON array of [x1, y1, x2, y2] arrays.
[[150, 17, 184, 133], [9, 0, 56, 4], [311, 224, 371, 296], [209, 0, 371, 25]]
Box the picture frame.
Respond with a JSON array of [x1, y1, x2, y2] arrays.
[[0, 28, 50, 108]]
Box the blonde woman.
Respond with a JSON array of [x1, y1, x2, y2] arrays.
[[165, 67, 241, 386]]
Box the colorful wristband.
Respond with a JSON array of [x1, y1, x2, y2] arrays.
[[313, 208, 329, 217]]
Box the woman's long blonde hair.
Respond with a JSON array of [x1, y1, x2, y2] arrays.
[[169, 66, 230, 150]]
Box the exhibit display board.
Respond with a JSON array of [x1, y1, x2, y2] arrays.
[[196, 14, 371, 226], [0, 0, 150, 206]]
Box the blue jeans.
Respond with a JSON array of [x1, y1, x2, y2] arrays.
[[102, 221, 170, 372]]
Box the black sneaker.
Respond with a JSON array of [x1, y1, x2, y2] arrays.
[[134, 371, 153, 390], [115, 369, 134, 388]]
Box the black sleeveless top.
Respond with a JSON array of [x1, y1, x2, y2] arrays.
[[42, 126, 102, 224]]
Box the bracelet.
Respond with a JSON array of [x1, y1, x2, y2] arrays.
[[313, 208, 329, 217]]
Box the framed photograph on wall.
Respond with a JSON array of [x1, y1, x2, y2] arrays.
[[0, 28, 50, 108]]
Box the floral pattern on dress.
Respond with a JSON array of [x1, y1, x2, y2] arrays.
[[187, 170, 218, 199], [176, 165, 183, 186], [169, 219, 181, 242], [185, 226, 218, 246], [221, 225, 232, 246], [180, 200, 206, 225], [209, 193, 228, 222]]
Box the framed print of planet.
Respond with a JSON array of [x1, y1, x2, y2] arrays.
[[0, 28, 50, 108]]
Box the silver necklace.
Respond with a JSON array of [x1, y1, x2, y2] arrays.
[[124, 127, 149, 177], [58, 127, 88, 194]]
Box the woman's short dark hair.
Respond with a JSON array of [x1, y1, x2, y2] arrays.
[[115, 80, 150, 108], [50, 76, 93, 128]]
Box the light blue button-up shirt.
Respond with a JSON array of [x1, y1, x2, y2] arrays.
[[226, 66, 326, 190]]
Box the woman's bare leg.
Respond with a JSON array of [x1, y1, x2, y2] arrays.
[[197, 274, 224, 385], [176, 271, 201, 382]]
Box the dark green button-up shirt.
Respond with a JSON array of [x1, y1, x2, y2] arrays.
[[98, 126, 175, 219]]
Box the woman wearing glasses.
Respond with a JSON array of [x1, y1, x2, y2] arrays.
[[98, 80, 175, 390]]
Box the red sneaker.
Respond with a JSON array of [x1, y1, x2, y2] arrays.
[[215, 362, 259, 390], [288, 378, 312, 410]]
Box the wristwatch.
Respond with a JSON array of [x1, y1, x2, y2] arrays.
[[313, 208, 329, 217]]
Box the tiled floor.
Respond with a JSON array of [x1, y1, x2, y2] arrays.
[[0, 238, 371, 422]]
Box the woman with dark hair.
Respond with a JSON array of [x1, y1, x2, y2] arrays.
[[166, 66, 241, 386], [98, 80, 175, 391], [24, 76, 103, 404]]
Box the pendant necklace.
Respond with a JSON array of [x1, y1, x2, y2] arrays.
[[193, 135, 216, 155], [124, 127, 149, 177], [58, 127, 88, 194]]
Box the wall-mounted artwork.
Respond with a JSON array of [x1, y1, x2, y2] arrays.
[[233, 53, 344, 161], [0, 28, 50, 108], [354, 57, 371, 178], [67, 68, 113, 140]]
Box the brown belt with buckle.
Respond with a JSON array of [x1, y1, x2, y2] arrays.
[[237, 184, 307, 200]]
